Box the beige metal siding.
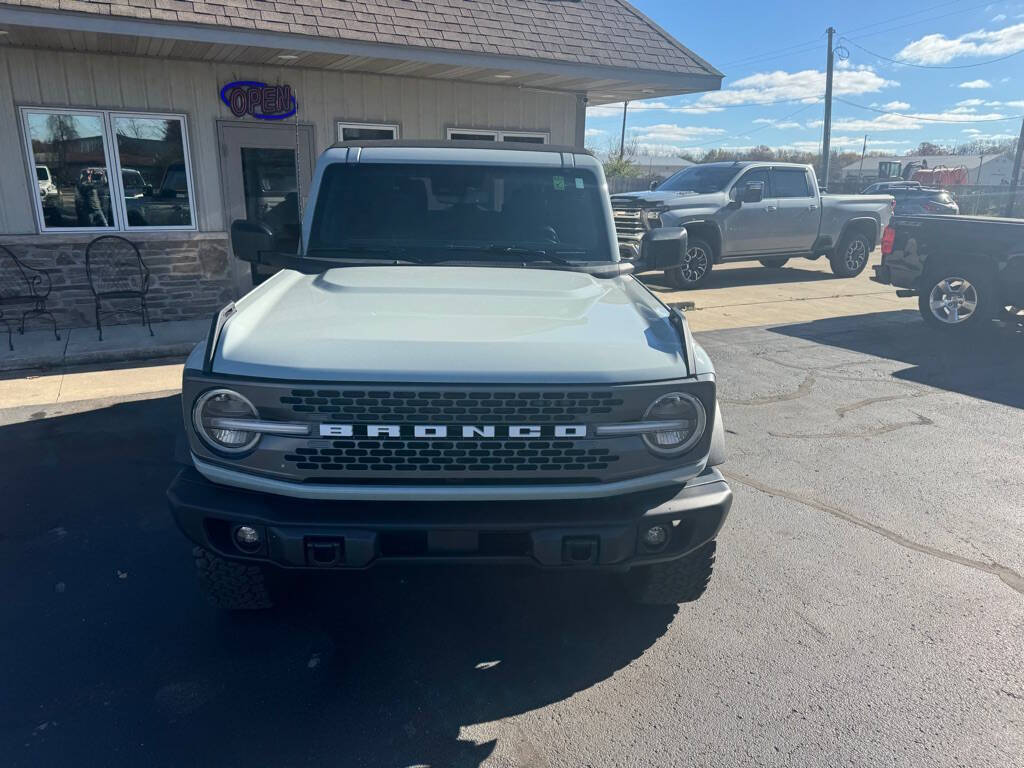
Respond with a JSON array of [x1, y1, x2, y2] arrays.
[[0, 48, 579, 235]]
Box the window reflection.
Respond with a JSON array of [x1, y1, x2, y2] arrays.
[[25, 112, 114, 229], [113, 116, 193, 228]]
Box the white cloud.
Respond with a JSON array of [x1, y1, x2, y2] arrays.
[[880, 100, 910, 111], [896, 23, 1024, 64], [691, 66, 896, 109], [585, 101, 672, 118], [956, 98, 986, 107], [751, 118, 806, 130], [958, 79, 993, 89], [816, 108, 1009, 132], [1001, 76, 1012, 82], [962, 128, 983, 134], [632, 124, 726, 143], [584, 128, 606, 137], [992, 13, 1007, 21]]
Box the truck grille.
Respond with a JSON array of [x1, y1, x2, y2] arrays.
[[284, 439, 620, 474], [612, 206, 646, 240], [280, 389, 624, 423]]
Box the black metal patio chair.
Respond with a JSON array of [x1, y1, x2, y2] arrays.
[[0, 245, 60, 352], [85, 235, 153, 341]]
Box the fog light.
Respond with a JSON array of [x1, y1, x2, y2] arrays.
[[642, 524, 669, 550], [234, 525, 262, 552]]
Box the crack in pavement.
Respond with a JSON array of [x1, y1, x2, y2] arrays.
[[836, 392, 930, 418], [723, 470, 1024, 597], [720, 373, 815, 406], [769, 413, 934, 439]]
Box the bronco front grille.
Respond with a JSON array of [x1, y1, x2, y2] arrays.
[[284, 439, 620, 474], [280, 389, 624, 423]]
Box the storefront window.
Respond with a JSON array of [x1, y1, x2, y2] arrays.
[[338, 122, 399, 141], [447, 128, 548, 143], [21, 108, 196, 233], [112, 115, 194, 228], [24, 111, 115, 229]]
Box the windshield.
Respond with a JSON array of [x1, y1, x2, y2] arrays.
[[657, 165, 738, 193], [36, 167, 49, 181], [308, 163, 614, 262]]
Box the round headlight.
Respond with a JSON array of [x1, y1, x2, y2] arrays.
[[193, 389, 260, 454], [642, 392, 706, 456]]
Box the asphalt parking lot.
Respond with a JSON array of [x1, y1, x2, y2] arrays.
[[2, 307, 1023, 767]]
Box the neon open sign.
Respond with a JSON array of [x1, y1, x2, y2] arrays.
[[220, 81, 297, 120]]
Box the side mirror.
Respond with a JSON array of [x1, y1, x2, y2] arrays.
[[640, 227, 688, 271], [231, 219, 275, 263], [649, 180, 660, 191], [143, 185, 154, 197], [739, 182, 764, 204]]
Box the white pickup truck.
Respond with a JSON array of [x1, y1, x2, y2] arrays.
[[612, 161, 894, 288]]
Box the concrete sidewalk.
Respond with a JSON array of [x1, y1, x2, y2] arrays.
[[0, 318, 207, 373]]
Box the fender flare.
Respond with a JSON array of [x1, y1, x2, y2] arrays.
[[837, 216, 881, 250], [668, 217, 723, 261]]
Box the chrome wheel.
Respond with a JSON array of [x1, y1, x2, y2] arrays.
[[843, 238, 868, 272], [928, 277, 978, 324], [681, 245, 710, 283]]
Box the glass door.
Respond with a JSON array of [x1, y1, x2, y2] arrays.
[[218, 121, 314, 292]]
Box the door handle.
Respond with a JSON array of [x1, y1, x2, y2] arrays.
[[765, 205, 777, 212], [808, 204, 818, 210]]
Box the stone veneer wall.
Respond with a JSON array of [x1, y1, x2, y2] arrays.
[[0, 232, 234, 330]]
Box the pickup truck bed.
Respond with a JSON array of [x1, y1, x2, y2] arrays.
[[873, 214, 1024, 330]]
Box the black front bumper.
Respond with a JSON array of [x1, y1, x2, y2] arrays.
[[167, 467, 732, 571]]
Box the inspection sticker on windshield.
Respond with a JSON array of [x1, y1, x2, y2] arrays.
[[575, 177, 584, 189], [553, 176, 566, 191]]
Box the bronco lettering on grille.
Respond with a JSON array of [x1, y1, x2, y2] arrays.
[[318, 424, 587, 439]]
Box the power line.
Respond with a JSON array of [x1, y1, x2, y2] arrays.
[[842, 0, 996, 41], [840, 0, 969, 38], [841, 37, 1024, 69], [834, 97, 1024, 122]]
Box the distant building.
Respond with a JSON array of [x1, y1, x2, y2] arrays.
[[842, 153, 1017, 186]]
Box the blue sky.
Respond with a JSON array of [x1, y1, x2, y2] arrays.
[[585, 0, 1024, 157]]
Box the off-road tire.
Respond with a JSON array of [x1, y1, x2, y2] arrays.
[[664, 238, 714, 289], [194, 546, 275, 611], [918, 259, 997, 332], [628, 540, 716, 605], [759, 257, 789, 268], [829, 231, 872, 278]]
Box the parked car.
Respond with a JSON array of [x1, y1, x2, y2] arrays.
[[35, 165, 59, 209], [872, 214, 1024, 330], [860, 180, 921, 194], [611, 161, 894, 288], [168, 140, 733, 610], [891, 187, 959, 216]]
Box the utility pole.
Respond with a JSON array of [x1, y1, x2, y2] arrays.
[[821, 27, 835, 190], [858, 134, 868, 183], [619, 100, 629, 160], [1005, 116, 1024, 217]]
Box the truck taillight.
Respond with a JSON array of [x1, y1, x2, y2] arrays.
[[881, 226, 895, 255]]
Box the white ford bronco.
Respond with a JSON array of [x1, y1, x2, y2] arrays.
[[167, 141, 732, 608]]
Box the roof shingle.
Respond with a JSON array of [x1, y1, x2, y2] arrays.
[[8, 0, 720, 77]]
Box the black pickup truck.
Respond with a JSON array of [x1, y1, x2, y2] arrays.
[[873, 214, 1024, 331]]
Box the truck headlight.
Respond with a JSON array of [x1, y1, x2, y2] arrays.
[[193, 389, 260, 454], [642, 392, 706, 456]]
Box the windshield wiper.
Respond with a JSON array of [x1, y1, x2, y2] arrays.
[[440, 244, 588, 265]]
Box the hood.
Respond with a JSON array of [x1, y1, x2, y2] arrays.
[[612, 190, 725, 209], [213, 266, 688, 384]]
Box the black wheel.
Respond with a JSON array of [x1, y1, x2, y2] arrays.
[[759, 257, 789, 268], [628, 540, 716, 605], [664, 238, 714, 289], [194, 546, 275, 611], [829, 231, 871, 277], [918, 260, 996, 332]]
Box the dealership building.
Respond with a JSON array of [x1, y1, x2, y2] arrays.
[[0, 0, 720, 328]]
